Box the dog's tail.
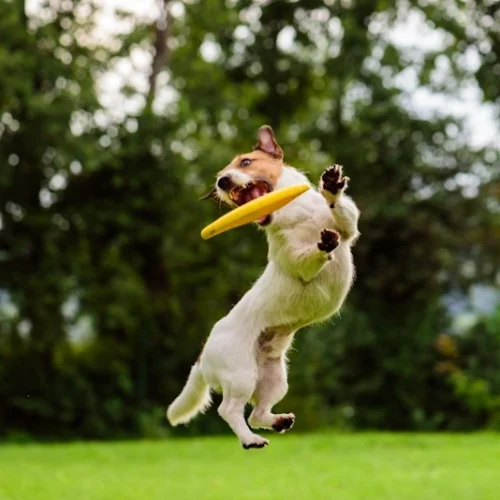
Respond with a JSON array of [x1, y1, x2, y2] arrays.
[[166, 361, 212, 426]]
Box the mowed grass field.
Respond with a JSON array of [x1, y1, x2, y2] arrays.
[[1, 432, 499, 500]]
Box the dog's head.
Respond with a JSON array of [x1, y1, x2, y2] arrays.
[[202, 125, 284, 226]]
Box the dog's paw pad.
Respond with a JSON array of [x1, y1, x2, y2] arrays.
[[317, 229, 339, 253], [321, 164, 349, 196], [242, 437, 269, 450], [272, 414, 295, 433]]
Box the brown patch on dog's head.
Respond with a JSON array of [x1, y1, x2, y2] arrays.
[[200, 126, 285, 224], [218, 149, 282, 187], [215, 125, 285, 188]]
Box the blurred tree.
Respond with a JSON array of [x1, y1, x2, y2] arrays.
[[0, 0, 113, 436], [1, 0, 499, 438]]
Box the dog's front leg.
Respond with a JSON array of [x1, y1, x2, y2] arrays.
[[320, 164, 360, 241], [277, 228, 339, 282], [297, 230, 339, 281]]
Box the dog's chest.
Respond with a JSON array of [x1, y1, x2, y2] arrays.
[[265, 245, 353, 319]]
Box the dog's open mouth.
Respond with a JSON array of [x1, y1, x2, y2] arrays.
[[229, 180, 273, 226]]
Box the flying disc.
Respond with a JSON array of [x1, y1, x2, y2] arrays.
[[201, 184, 310, 240]]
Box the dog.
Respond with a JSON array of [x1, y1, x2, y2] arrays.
[[167, 125, 360, 449]]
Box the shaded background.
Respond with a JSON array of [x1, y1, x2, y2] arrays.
[[1, 0, 499, 441]]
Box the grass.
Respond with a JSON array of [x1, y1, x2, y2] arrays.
[[1, 432, 499, 500]]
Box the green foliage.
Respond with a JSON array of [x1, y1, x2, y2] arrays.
[[436, 308, 500, 430], [0, 0, 499, 439]]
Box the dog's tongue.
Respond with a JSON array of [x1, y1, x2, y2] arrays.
[[242, 186, 265, 204], [250, 185, 265, 200]]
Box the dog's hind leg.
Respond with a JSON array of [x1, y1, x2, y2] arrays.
[[218, 376, 269, 449], [248, 357, 295, 433]]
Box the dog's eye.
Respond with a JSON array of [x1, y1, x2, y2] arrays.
[[240, 158, 252, 168]]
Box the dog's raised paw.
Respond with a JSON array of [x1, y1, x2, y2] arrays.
[[318, 229, 339, 253], [272, 413, 295, 433], [321, 164, 349, 197], [242, 436, 269, 450]]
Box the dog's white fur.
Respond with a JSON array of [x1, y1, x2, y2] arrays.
[[167, 135, 360, 449]]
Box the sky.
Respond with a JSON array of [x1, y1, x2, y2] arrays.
[[25, 0, 500, 151], [387, 7, 499, 150], [27, 0, 500, 154]]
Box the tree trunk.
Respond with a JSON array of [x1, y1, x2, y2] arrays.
[[146, 0, 173, 110]]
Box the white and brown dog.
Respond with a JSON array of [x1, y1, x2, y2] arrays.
[[167, 126, 360, 449]]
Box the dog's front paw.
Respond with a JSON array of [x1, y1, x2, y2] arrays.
[[318, 229, 339, 253], [320, 164, 350, 206], [242, 435, 269, 450]]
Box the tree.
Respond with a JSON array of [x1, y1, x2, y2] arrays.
[[1, 0, 498, 439]]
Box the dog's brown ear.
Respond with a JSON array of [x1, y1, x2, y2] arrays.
[[253, 125, 283, 159], [199, 188, 218, 202]]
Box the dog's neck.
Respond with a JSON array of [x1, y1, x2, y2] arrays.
[[275, 165, 311, 189], [264, 165, 315, 235]]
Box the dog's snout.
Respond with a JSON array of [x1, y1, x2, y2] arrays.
[[217, 175, 232, 190]]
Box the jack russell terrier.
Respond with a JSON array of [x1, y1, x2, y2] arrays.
[[167, 125, 360, 449]]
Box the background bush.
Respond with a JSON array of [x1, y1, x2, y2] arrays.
[[0, 0, 499, 440]]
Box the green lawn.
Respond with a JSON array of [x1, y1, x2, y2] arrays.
[[1, 432, 499, 500]]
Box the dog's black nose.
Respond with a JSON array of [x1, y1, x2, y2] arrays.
[[217, 175, 232, 190]]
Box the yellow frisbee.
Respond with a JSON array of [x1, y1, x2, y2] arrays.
[[201, 184, 310, 240]]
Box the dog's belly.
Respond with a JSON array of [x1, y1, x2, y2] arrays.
[[254, 253, 353, 328], [201, 245, 353, 383], [254, 273, 347, 360]]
